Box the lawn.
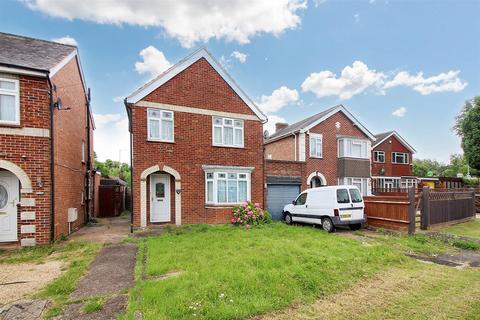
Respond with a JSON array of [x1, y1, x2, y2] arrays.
[[123, 223, 459, 320], [440, 218, 480, 240]]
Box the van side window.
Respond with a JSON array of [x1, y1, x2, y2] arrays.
[[349, 189, 362, 203], [296, 193, 307, 205], [336, 189, 350, 204]]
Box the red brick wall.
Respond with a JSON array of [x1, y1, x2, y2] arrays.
[[0, 74, 52, 245], [51, 56, 91, 238], [264, 135, 296, 160], [131, 58, 264, 226], [372, 135, 413, 177]]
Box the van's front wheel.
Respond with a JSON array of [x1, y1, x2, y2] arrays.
[[321, 217, 335, 233], [284, 213, 293, 225]]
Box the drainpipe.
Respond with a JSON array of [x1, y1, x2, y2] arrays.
[[47, 74, 55, 242], [85, 88, 92, 223], [124, 99, 134, 233], [261, 117, 268, 210], [293, 133, 297, 161]]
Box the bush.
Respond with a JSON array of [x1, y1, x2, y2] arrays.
[[231, 202, 271, 229], [450, 239, 480, 251]]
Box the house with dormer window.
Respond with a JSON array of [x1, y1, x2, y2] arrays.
[[125, 48, 266, 227]]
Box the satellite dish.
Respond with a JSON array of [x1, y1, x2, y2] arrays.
[[54, 97, 63, 110], [263, 130, 269, 139]]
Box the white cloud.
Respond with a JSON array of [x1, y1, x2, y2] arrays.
[[134, 46, 172, 78], [258, 86, 299, 114], [51, 35, 77, 46], [301, 61, 385, 100], [392, 106, 407, 117], [25, 0, 307, 48], [354, 13, 360, 23], [93, 113, 130, 163], [113, 96, 123, 103], [302, 61, 467, 100], [384, 70, 467, 95], [231, 51, 247, 63], [264, 115, 287, 136]]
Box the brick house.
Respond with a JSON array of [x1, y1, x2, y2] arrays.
[[125, 48, 266, 228], [371, 131, 417, 190], [264, 105, 375, 219], [0, 33, 94, 246]]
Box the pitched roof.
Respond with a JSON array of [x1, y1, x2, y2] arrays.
[[0, 32, 76, 72], [373, 130, 416, 153], [265, 104, 376, 143], [125, 47, 267, 121]]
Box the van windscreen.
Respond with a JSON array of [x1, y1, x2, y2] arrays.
[[349, 189, 362, 203], [336, 189, 350, 203]]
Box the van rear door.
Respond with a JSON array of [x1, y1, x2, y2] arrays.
[[336, 188, 363, 221]]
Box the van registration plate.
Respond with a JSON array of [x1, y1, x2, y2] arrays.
[[340, 213, 352, 219]]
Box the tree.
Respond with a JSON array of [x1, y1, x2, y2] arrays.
[[413, 158, 447, 177], [454, 97, 480, 171], [94, 157, 131, 185]]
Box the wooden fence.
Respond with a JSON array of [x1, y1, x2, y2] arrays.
[[364, 188, 416, 234], [421, 187, 476, 229]]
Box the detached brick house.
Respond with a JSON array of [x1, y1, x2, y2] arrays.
[[125, 48, 266, 228], [264, 105, 375, 219], [371, 131, 417, 190], [0, 33, 94, 246]]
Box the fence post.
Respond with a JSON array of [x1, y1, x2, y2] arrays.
[[408, 187, 416, 235], [471, 188, 476, 218], [421, 186, 430, 230]]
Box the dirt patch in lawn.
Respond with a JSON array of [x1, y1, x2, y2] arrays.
[[0, 260, 64, 305], [255, 266, 436, 320]]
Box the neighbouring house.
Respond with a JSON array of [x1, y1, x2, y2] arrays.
[[0, 32, 94, 246], [125, 48, 266, 228], [371, 131, 417, 191], [264, 105, 376, 219]]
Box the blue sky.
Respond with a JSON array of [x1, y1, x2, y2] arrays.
[[1, 0, 479, 163]]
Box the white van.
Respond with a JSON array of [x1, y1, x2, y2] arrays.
[[282, 185, 366, 232]]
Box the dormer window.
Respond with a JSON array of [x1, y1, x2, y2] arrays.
[[0, 78, 20, 125]]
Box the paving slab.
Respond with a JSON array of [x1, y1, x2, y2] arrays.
[[0, 300, 48, 320], [70, 243, 137, 300]]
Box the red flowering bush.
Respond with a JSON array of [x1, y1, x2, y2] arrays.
[[231, 202, 272, 228]]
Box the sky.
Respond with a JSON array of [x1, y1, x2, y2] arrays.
[[1, 0, 479, 164]]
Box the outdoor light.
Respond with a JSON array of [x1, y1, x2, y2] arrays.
[[176, 189, 182, 194]]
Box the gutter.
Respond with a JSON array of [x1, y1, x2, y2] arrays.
[[47, 74, 55, 242], [124, 99, 134, 233]]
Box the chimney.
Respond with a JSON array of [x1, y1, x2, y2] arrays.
[[275, 122, 289, 132]]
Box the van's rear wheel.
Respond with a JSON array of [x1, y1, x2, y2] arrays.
[[284, 213, 293, 225], [321, 217, 335, 233], [349, 223, 362, 231]]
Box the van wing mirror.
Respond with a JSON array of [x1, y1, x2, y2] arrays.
[[292, 200, 296, 205]]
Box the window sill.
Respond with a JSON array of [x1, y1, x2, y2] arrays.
[[0, 122, 21, 128], [147, 138, 174, 144], [337, 156, 370, 160], [205, 203, 246, 208], [309, 156, 323, 159], [373, 161, 385, 163], [212, 144, 245, 149]]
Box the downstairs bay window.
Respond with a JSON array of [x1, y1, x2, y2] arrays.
[[203, 165, 252, 205]]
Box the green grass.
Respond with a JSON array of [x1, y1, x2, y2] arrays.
[[83, 298, 105, 314], [123, 223, 414, 319], [441, 219, 480, 239]]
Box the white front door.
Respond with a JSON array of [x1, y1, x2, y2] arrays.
[[0, 171, 19, 242], [150, 174, 171, 223]]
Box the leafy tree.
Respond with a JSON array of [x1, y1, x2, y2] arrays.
[[94, 154, 131, 185], [454, 97, 480, 171]]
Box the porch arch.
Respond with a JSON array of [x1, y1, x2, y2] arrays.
[[306, 171, 327, 188], [0, 160, 32, 193], [140, 164, 181, 228]]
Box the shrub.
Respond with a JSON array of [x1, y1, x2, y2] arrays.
[[231, 202, 271, 228], [450, 239, 480, 251]]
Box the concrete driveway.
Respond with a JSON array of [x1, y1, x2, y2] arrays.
[[69, 216, 130, 244]]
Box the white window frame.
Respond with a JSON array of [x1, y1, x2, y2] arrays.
[[0, 78, 20, 125], [309, 133, 323, 158], [337, 138, 370, 159], [205, 171, 251, 205], [373, 150, 385, 163], [401, 178, 417, 189], [147, 108, 174, 142], [392, 152, 409, 164], [212, 116, 244, 148], [338, 177, 370, 196]]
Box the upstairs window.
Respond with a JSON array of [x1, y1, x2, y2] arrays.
[[148, 109, 174, 142], [212, 117, 244, 147], [337, 138, 370, 159], [373, 151, 385, 163], [309, 134, 323, 158], [392, 152, 408, 164], [0, 78, 20, 125]]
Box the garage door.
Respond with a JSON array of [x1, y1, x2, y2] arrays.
[[267, 184, 301, 220]]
